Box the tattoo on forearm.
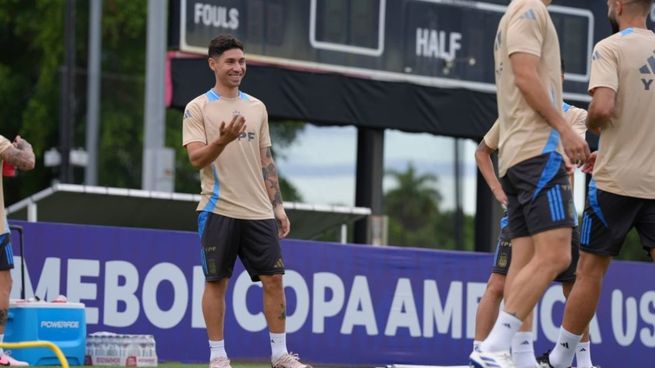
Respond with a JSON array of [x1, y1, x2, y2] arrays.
[[0, 309, 7, 326], [262, 148, 283, 207], [278, 304, 286, 321]]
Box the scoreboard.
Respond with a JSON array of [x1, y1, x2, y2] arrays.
[[173, 0, 635, 101]]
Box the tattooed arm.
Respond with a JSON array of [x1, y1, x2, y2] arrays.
[[260, 147, 290, 238], [1, 136, 35, 171]]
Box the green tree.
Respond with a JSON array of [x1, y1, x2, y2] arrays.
[[384, 162, 442, 247]]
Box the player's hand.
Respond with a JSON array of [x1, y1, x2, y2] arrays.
[[217, 115, 246, 145], [561, 127, 590, 166], [562, 154, 575, 175], [274, 206, 290, 239], [581, 151, 598, 174], [491, 187, 508, 208], [13, 135, 32, 151]]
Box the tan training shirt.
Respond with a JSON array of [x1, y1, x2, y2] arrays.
[[588, 27, 655, 199], [183, 89, 274, 219], [494, 0, 564, 177], [484, 103, 586, 150]]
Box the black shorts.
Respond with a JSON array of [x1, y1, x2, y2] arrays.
[[198, 212, 284, 282], [0, 233, 15, 271], [580, 180, 655, 257], [491, 216, 579, 282], [501, 152, 575, 238]]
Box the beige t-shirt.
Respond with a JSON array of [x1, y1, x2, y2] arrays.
[[484, 103, 586, 149], [494, 0, 564, 177], [588, 28, 655, 199], [182, 89, 274, 219], [0, 135, 11, 234]]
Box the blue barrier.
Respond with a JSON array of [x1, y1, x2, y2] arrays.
[[7, 221, 655, 366]]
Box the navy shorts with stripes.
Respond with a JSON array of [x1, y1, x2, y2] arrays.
[[501, 152, 575, 238], [580, 180, 655, 257], [0, 233, 15, 271]]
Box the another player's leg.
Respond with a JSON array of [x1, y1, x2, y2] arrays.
[[474, 273, 506, 351], [561, 281, 595, 368], [511, 310, 537, 368], [0, 234, 28, 366]]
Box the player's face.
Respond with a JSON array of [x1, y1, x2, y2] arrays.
[[210, 48, 246, 89]]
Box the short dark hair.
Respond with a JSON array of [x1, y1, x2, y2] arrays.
[[208, 34, 244, 58]]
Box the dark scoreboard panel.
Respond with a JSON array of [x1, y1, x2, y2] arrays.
[[174, 0, 652, 100]]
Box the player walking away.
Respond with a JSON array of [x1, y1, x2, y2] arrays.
[[538, 1, 655, 367], [182, 34, 311, 368], [0, 134, 35, 366], [469, 0, 590, 366]]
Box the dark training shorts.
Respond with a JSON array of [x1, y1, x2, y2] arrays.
[[580, 180, 655, 257], [0, 233, 15, 271], [501, 152, 576, 238], [491, 215, 578, 282], [198, 212, 285, 282]]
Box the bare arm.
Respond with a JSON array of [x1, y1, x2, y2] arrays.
[[510, 53, 590, 162], [1, 136, 35, 171], [261, 147, 290, 238], [475, 140, 507, 206], [586, 87, 615, 134], [185, 115, 245, 169]]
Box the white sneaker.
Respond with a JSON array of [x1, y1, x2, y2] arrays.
[[0, 353, 29, 366], [208, 357, 231, 368], [272, 353, 312, 368], [469, 349, 515, 368]]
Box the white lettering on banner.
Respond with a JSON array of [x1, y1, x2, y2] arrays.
[[340, 276, 378, 335], [193, 3, 239, 30], [640, 291, 655, 347], [282, 270, 310, 333], [232, 271, 266, 332], [142, 263, 188, 329], [312, 272, 345, 333], [612, 289, 638, 346], [423, 280, 462, 339], [14, 258, 655, 350], [192, 266, 206, 328], [465, 282, 486, 339], [415, 28, 462, 62], [386, 278, 421, 337], [104, 260, 140, 327], [66, 259, 100, 324], [40, 320, 80, 328]]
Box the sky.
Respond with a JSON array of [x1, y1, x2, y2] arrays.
[[276, 124, 587, 217]]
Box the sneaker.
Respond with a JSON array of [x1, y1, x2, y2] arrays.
[[208, 357, 231, 368], [0, 354, 29, 366], [271, 353, 312, 368], [536, 351, 563, 368], [469, 350, 515, 368]]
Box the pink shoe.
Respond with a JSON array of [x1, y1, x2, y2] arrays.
[[272, 353, 312, 368], [0, 354, 29, 366]]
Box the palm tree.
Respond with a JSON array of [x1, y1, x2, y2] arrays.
[[384, 162, 442, 234]]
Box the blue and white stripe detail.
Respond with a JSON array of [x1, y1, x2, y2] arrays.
[[532, 151, 562, 201], [620, 27, 634, 37], [546, 185, 566, 221], [581, 212, 593, 245], [588, 179, 609, 227]]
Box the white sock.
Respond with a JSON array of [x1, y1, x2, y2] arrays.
[[473, 340, 482, 352], [549, 327, 582, 368], [575, 341, 593, 368], [270, 332, 288, 362], [511, 332, 537, 368], [0, 334, 4, 354], [209, 340, 227, 360], [480, 311, 522, 353]]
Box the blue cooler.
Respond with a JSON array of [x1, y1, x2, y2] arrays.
[[5, 300, 86, 366]]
